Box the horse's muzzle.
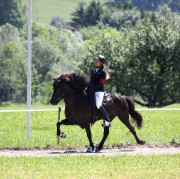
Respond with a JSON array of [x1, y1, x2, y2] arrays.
[[50, 97, 61, 105]]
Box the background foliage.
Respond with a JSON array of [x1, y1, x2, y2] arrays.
[[0, 0, 180, 107]]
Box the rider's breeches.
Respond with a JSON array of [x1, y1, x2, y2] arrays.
[[95, 91, 104, 109]]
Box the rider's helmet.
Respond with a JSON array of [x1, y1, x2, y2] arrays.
[[95, 55, 106, 64]]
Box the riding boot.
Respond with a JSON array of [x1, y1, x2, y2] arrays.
[[99, 106, 111, 127]]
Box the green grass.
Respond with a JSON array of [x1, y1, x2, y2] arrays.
[[0, 110, 179, 149], [163, 103, 180, 108], [0, 107, 179, 178], [0, 154, 179, 178], [32, 0, 113, 24]]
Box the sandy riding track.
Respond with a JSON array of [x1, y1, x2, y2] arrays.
[[0, 145, 179, 157]]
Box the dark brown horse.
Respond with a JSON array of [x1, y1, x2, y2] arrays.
[[50, 72, 145, 152]]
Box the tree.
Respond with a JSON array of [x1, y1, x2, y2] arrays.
[[71, 1, 103, 27], [79, 28, 125, 92], [100, 8, 141, 30], [117, 0, 180, 11], [157, 4, 180, 32], [71, 2, 86, 26], [31, 38, 59, 102], [0, 24, 26, 103], [84, 1, 103, 26], [31, 24, 84, 103], [123, 17, 180, 107], [80, 14, 180, 107], [80, 26, 102, 40], [0, 0, 26, 28], [123, 0, 133, 10]]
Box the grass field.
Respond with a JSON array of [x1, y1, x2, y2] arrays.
[[0, 154, 179, 178], [0, 109, 179, 149], [32, 0, 113, 24], [0, 106, 179, 178]]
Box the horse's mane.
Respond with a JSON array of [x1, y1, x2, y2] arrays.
[[58, 72, 90, 94]]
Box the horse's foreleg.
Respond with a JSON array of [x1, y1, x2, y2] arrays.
[[95, 127, 109, 152], [57, 119, 75, 138], [85, 125, 94, 152]]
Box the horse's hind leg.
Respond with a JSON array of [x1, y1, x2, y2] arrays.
[[118, 114, 145, 145], [95, 127, 109, 152]]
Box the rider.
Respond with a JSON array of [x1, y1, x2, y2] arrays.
[[90, 55, 111, 128]]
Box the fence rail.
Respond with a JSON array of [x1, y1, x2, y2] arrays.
[[0, 109, 58, 113], [0, 108, 180, 113]]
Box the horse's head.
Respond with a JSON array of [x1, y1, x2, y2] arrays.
[[50, 72, 90, 105], [50, 74, 69, 105]]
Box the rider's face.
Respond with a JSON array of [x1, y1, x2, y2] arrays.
[[95, 59, 102, 68]]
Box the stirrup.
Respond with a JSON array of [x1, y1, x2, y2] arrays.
[[102, 121, 111, 128]]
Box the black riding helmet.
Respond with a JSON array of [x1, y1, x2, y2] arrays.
[[95, 55, 106, 64]]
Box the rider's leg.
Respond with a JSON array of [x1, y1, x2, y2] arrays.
[[95, 91, 111, 127], [99, 106, 111, 127]]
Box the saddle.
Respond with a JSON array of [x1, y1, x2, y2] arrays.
[[89, 92, 111, 122]]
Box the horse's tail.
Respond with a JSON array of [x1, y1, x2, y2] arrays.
[[125, 96, 143, 128]]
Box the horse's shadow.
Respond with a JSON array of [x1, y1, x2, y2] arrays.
[[50, 150, 78, 155], [49, 150, 94, 155], [49, 148, 135, 155]]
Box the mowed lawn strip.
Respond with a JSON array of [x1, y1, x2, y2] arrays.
[[0, 154, 179, 178]]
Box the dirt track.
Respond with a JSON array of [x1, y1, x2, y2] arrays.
[[0, 145, 179, 157]]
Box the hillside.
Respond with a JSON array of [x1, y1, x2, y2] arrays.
[[32, 0, 112, 24]]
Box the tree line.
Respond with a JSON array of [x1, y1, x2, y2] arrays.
[[0, 0, 179, 107], [114, 0, 180, 11]]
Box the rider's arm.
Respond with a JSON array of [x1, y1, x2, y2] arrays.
[[93, 71, 106, 92]]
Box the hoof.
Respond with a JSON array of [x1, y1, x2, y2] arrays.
[[86, 146, 94, 153], [95, 147, 102, 153], [60, 132, 66, 138], [138, 140, 146, 145]]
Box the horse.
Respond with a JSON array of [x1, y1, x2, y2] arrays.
[[50, 72, 145, 152]]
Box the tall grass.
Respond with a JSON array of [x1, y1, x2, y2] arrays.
[[0, 109, 179, 149]]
